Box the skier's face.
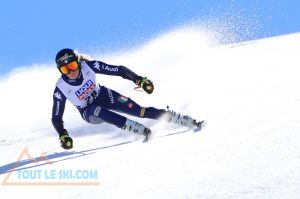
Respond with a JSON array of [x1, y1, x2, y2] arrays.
[[67, 68, 80, 79], [58, 60, 80, 79]]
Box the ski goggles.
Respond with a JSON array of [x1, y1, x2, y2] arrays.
[[59, 61, 79, 75]]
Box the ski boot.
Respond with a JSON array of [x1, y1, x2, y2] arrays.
[[193, 120, 206, 132], [165, 109, 206, 131], [122, 119, 152, 142]]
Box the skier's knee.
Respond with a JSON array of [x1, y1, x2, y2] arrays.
[[87, 115, 104, 124], [82, 105, 103, 124]]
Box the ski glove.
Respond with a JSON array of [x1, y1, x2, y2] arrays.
[[59, 132, 73, 150], [78, 52, 92, 61], [136, 77, 154, 94]]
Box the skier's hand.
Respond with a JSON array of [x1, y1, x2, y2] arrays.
[[78, 52, 92, 61], [136, 77, 154, 94], [59, 132, 73, 150]]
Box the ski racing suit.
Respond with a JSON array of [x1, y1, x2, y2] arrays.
[[51, 60, 166, 136]]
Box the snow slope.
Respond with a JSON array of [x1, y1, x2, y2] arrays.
[[1, 28, 300, 198]]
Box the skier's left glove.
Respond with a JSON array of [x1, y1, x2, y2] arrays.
[[78, 53, 92, 61], [136, 77, 154, 94], [59, 132, 73, 150]]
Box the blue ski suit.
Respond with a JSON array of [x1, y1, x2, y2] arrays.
[[51, 60, 166, 136]]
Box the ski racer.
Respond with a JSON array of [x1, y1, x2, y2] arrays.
[[51, 48, 204, 149]]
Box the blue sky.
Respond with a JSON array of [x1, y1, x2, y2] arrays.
[[0, 0, 299, 75]]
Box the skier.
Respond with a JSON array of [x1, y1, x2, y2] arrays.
[[52, 48, 204, 150]]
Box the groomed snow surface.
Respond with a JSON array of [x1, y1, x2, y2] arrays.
[[1, 28, 300, 198]]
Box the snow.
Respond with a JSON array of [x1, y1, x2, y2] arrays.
[[1, 28, 300, 198]]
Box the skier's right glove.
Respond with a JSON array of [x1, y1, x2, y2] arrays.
[[59, 132, 73, 150]]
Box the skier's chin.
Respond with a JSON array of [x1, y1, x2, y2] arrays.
[[67, 70, 80, 79]]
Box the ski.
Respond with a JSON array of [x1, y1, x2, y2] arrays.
[[143, 120, 206, 142]]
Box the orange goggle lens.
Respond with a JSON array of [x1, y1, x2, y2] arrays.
[[59, 61, 79, 75]]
